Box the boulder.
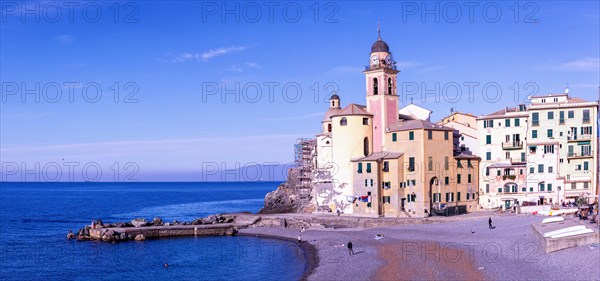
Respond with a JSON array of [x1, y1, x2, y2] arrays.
[[151, 217, 163, 226], [191, 218, 203, 225], [134, 234, 145, 241], [131, 218, 148, 227]]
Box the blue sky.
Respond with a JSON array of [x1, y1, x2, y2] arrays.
[[1, 1, 599, 181]]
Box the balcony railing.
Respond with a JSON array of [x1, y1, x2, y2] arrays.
[[364, 63, 398, 72], [567, 135, 592, 142], [567, 152, 593, 159], [502, 141, 523, 150]]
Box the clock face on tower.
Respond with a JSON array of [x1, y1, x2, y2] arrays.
[[385, 54, 393, 65], [371, 55, 379, 65]]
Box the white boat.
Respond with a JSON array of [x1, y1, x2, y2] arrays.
[[542, 217, 564, 224], [543, 225, 587, 238], [550, 228, 594, 239]]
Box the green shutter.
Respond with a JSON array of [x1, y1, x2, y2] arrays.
[[392, 133, 397, 142]]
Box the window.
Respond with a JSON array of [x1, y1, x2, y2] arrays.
[[458, 160, 463, 168], [559, 111, 565, 124], [485, 167, 489, 176], [538, 164, 544, 173], [486, 135, 491, 144], [584, 182, 589, 189], [383, 161, 389, 172], [370, 179, 374, 186], [584, 161, 589, 171], [485, 184, 490, 193], [366, 163, 372, 173], [530, 187, 534, 192], [444, 177, 449, 185], [583, 109, 590, 123], [515, 118, 520, 126], [408, 157, 415, 171], [444, 131, 449, 140], [483, 120, 494, 128], [364, 179, 368, 186], [505, 119, 510, 127], [428, 156, 433, 171], [327, 123, 332, 132], [357, 163, 363, 173], [571, 183, 576, 189], [468, 160, 473, 168], [363, 137, 369, 156], [363, 118, 369, 125], [444, 156, 449, 170], [532, 112, 539, 126], [547, 111, 554, 120], [529, 167, 534, 174], [409, 131, 414, 140], [392, 133, 397, 142], [548, 166, 553, 173], [468, 174, 472, 183], [497, 170, 501, 176], [373, 78, 378, 95], [486, 152, 491, 161], [457, 192, 461, 201], [522, 187, 526, 192], [457, 174, 462, 184], [547, 129, 553, 138], [547, 184, 552, 191], [532, 130, 537, 139], [498, 188, 502, 193], [387, 78, 392, 95], [521, 152, 526, 162], [428, 130, 433, 140], [544, 145, 554, 154], [340, 117, 347, 126], [539, 183, 545, 192], [568, 110, 574, 118]]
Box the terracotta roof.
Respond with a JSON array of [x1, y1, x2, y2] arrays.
[[530, 93, 568, 98], [322, 108, 341, 122], [330, 103, 372, 117], [387, 119, 453, 132], [454, 153, 480, 160], [351, 151, 404, 162]]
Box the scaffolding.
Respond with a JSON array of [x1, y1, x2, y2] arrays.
[[294, 138, 316, 201]]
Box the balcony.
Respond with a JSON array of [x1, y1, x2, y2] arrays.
[[567, 135, 592, 142], [567, 152, 593, 159], [502, 141, 523, 150], [509, 157, 526, 164], [364, 63, 398, 72]]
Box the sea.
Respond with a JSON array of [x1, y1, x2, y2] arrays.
[[0, 182, 306, 281]]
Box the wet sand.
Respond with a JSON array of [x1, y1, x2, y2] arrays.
[[373, 241, 484, 281]]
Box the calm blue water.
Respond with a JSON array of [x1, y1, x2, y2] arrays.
[[0, 182, 306, 281]]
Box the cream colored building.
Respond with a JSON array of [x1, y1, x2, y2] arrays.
[[477, 105, 529, 210], [439, 112, 479, 157]]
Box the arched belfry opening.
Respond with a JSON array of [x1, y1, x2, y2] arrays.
[[363, 137, 369, 156], [373, 78, 378, 95], [388, 77, 392, 95]]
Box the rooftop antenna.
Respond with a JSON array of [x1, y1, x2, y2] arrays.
[[377, 20, 381, 40]]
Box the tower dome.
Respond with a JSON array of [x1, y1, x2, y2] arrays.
[[371, 38, 390, 53], [330, 93, 340, 100]]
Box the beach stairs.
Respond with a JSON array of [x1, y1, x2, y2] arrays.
[[531, 216, 600, 253]]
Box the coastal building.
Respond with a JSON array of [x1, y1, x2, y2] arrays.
[[439, 112, 479, 156], [477, 92, 599, 210], [527, 93, 598, 203], [313, 29, 480, 217], [477, 105, 529, 210]]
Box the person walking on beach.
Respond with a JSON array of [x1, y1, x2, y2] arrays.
[[297, 234, 302, 244], [347, 241, 354, 256], [488, 217, 494, 229]]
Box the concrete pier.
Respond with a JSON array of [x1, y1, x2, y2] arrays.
[[531, 217, 599, 253]]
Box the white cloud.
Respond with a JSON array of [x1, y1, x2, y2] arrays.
[[160, 46, 248, 63], [245, 62, 262, 69], [201, 46, 247, 61]]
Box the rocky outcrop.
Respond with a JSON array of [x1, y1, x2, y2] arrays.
[[259, 182, 315, 214], [131, 218, 148, 227]]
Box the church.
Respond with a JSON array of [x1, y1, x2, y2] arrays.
[[313, 30, 481, 218]]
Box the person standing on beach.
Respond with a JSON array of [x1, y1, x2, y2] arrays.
[[488, 217, 494, 229], [347, 241, 354, 255], [297, 234, 302, 244]]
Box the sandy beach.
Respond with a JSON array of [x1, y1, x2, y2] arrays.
[[239, 213, 600, 281]]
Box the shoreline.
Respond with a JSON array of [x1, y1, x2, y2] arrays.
[[237, 232, 318, 281]]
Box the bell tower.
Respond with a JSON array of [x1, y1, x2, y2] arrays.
[[365, 24, 399, 152]]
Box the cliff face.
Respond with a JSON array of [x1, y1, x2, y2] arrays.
[[259, 168, 316, 214]]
